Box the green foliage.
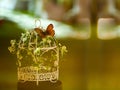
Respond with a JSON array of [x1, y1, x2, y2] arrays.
[[8, 30, 67, 71]]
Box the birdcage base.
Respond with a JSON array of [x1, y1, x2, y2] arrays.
[[17, 80, 62, 90]]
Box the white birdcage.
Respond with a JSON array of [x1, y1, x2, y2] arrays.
[[17, 30, 60, 85], [8, 20, 67, 85]]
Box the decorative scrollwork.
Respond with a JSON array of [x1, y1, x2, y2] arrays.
[[18, 66, 58, 85]]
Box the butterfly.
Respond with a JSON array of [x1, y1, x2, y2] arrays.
[[34, 24, 55, 38]]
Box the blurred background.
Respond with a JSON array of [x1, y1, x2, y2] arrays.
[[0, 0, 120, 90]]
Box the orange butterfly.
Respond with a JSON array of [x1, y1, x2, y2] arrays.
[[34, 24, 55, 38]]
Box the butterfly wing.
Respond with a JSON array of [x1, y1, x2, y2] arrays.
[[46, 24, 55, 37], [34, 28, 45, 38]]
